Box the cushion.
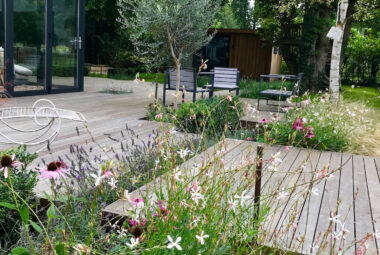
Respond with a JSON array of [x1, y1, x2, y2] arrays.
[[14, 64, 33, 76]]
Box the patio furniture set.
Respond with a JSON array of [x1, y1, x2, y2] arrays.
[[162, 66, 303, 111]]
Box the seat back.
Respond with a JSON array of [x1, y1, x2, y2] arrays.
[[167, 67, 196, 91], [213, 67, 239, 89]]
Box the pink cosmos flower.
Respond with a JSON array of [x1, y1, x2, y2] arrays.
[[38, 161, 69, 180], [0, 154, 22, 178], [226, 94, 232, 102], [291, 118, 304, 131], [103, 171, 112, 179], [259, 118, 270, 124], [246, 137, 252, 141], [219, 158, 226, 165], [305, 126, 315, 138]]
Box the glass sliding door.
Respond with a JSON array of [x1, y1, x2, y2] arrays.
[[0, 0, 4, 87], [51, 0, 79, 90], [2, 0, 84, 96], [13, 0, 45, 93]]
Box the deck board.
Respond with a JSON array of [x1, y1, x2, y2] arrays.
[[103, 139, 380, 254], [353, 154, 377, 252]]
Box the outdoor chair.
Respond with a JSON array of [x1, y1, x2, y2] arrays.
[[258, 73, 303, 111], [163, 67, 210, 106], [208, 67, 240, 97]]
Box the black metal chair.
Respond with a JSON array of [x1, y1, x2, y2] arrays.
[[163, 67, 210, 106], [258, 73, 303, 110]]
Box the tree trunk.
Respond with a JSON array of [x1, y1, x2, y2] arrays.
[[279, 44, 299, 74], [329, 0, 349, 101], [174, 62, 181, 109]]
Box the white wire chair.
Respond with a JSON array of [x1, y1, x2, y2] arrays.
[[0, 99, 86, 152]]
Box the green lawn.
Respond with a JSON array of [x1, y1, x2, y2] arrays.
[[341, 85, 380, 111]]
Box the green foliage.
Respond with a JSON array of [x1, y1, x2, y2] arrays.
[[0, 146, 38, 251], [257, 94, 379, 153], [343, 28, 380, 85], [118, 0, 220, 71], [230, 0, 255, 29], [341, 85, 380, 111], [148, 96, 243, 135]]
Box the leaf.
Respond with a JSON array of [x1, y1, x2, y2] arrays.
[[47, 204, 55, 219], [55, 243, 66, 255], [29, 220, 43, 235], [20, 205, 29, 224], [0, 202, 16, 210], [10, 247, 30, 255]]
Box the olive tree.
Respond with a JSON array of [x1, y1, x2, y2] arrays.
[[118, 0, 220, 108]]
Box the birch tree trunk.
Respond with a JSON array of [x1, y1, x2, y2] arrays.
[[328, 0, 349, 101]]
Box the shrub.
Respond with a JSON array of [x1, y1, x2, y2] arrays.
[[257, 94, 380, 155], [0, 146, 37, 251], [148, 96, 243, 135]]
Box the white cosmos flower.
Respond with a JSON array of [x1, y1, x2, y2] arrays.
[[126, 237, 139, 249], [277, 189, 289, 200], [234, 190, 251, 206], [329, 213, 341, 224], [167, 235, 182, 250], [177, 148, 192, 159], [107, 178, 117, 190], [123, 190, 131, 201], [174, 169, 184, 182], [191, 192, 204, 205], [228, 196, 238, 212], [196, 231, 209, 245], [90, 169, 104, 187]]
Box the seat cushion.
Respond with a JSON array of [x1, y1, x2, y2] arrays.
[[259, 89, 292, 97], [14, 64, 33, 76]]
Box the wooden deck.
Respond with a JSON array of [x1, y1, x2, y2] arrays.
[[104, 139, 380, 255]]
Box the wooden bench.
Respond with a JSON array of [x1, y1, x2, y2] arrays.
[[163, 67, 210, 106]]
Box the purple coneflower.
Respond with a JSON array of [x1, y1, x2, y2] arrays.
[[305, 126, 315, 139], [0, 154, 22, 178], [291, 118, 304, 131], [259, 118, 270, 124], [38, 161, 69, 180]]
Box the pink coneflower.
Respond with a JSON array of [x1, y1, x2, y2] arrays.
[[259, 118, 270, 124], [0, 154, 22, 178], [305, 126, 315, 138], [130, 197, 144, 207], [38, 161, 69, 180], [291, 118, 304, 131], [155, 113, 163, 120]]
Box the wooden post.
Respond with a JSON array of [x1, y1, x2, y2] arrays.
[[253, 145, 264, 228], [155, 82, 158, 100]]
